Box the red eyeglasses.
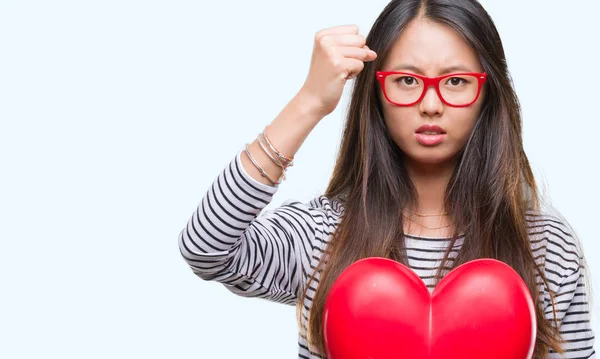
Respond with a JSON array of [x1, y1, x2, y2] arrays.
[[376, 71, 488, 107]]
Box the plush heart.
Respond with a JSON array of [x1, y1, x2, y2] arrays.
[[323, 258, 536, 359]]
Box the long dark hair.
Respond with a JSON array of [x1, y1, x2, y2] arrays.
[[297, 0, 566, 357]]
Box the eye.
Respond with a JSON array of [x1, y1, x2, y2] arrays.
[[447, 77, 466, 86], [396, 76, 418, 86]]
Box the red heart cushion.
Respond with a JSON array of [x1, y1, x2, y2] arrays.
[[323, 258, 536, 359]]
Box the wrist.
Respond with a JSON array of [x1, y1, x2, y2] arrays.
[[295, 88, 329, 119]]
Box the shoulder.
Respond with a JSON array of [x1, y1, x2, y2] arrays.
[[258, 194, 344, 237], [277, 193, 345, 216], [279, 195, 345, 228], [526, 207, 582, 263], [306, 195, 345, 216], [526, 207, 585, 291]]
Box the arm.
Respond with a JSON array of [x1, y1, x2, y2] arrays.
[[178, 150, 321, 305], [547, 264, 596, 358], [178, 88, 328, 305], [178, 25, 373, 305], [540, 217, 596, 358]]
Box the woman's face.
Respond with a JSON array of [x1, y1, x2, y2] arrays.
[[378, 18, 486, 167]]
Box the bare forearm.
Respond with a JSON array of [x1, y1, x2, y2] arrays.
[[241, 91, 325, 186], [241, 25, 376, 186]]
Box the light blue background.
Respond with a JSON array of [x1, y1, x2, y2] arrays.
[[1, 1, 598, 358]]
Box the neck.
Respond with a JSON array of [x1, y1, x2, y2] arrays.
[[405, 157, 456, 215]]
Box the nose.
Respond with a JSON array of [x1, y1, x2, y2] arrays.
[[418, 85, 444, 117]]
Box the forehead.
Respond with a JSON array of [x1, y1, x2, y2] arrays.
[[383, 18, 483, 74]]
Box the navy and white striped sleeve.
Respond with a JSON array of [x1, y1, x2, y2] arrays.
[[548, 266, 596, 358], [542, 217, 596, 358], [178, 150, 319, 306]]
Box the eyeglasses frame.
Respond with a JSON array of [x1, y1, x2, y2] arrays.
[[375, 71, 488, 108]]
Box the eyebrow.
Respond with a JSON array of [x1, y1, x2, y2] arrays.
[[389, 64, 474, 75]]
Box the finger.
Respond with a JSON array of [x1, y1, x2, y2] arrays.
[[363, 45, 377, 59], [321, 34, 366, 48], [316, 24, 359, 41], [338, 46, 377, 62], [339, 57, 366, 80]]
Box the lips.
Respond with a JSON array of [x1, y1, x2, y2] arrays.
[[416, 124, 446, 134], [415, 124, 446, 146]]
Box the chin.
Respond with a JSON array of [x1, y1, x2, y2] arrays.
[[402, 146, 459, 166], [408, 154, 451, 165]]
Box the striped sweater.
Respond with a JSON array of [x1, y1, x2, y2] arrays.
[[179, 149, 596, 358]]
